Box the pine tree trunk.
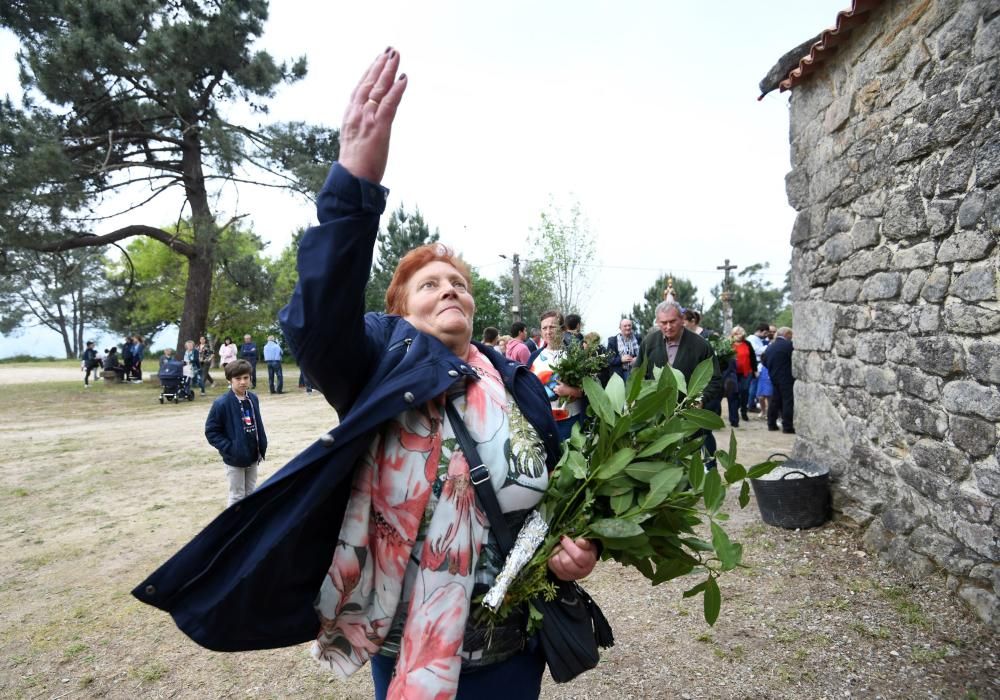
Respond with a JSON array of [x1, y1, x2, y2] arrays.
[[177, 129, 216, 352]]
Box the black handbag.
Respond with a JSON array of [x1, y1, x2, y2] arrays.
[[445, 401, 614, 683]]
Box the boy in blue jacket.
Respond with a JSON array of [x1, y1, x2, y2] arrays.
[[205, 359, 268, 506]]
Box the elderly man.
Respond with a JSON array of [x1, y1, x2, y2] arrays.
[[635, 301, 723, 467], [263, 335, 284, 394], [763, 327, 795, 434], [607, 317, 641, 381]]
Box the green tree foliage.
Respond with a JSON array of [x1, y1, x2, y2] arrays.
[[470, 270, 505, 340], [0, 0, 338, 347], [702, 263, 788, 333], [497, 259, 556, 332], [103, 221, 274, 347], [530, 199, 596, 315], [365, 204, 439, 312], [0, 248, 108, 358], [630, 273, 699, 336]]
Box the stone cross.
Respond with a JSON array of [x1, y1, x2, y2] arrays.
[[717, 259, 737, 334]]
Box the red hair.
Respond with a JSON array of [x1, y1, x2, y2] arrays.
[[384, 243, 472, 315]]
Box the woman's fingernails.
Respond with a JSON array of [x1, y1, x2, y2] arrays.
[[389, 49, 397, 59], [384, 46, 392, 54], [398, 73, 407, 81]]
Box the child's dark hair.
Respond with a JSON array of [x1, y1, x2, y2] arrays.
[[225, 359, 253, 381]]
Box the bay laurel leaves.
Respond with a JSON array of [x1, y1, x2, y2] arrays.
[[583, 376, 615, 426], [704, 577, 721, 625], [687, 357, 716, 400], [593, 447, 636, 480], [682, 408, 725, 430], [702, 468, 725, 512], [590, 517, 645, 539], [624, 461, 670, 482], [604, 372, 626, 414], [642, 467, 686, 508], [637, 431, 687, 459]]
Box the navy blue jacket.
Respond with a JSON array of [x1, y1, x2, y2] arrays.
[[132, 163, 561, 652], [205, 390, 268, 468], [240, 342, 258, 364], [762, 336, 794, 387]]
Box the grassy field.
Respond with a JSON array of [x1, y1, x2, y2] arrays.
[[0, 366, 996, 699]]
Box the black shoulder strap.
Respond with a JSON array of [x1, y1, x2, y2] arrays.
[[444, 399, 514, 555]]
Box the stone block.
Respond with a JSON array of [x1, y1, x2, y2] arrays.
[[810, 160, 849, 203], [938, 143, 975, 195], [865, 365, 897, 394], [974, 459, 1000, 497], [884, 332, 912, 363], [813, 263, 839, 285], [861, 271, 902, 300], [825, 279, 862, 302], [949, 262, 998, 302], [954, 489, 995, 524], [851, 192, 886, 218], [790, 208, 814, 246], [942, 381, 1000, 421], [793, 301, 837, 351], [958, 585, 1000, 628], [968, 563, 1000, 593], [911, 439, 971, 480], [822, 232, 855, 263], [927, 199, 957, 236], [960, 58, 999, 102], [871, 303, 911, 331], [973, 11, 1000, 62], [896, 396, 949, 438], [862, 518, 893, 552], [855, 333, 886, 364], [834, 328, 856, 357], [886, 537, 938, 578], [913, 336, 965, 377], [944, 303, 1000, 334], [785, 168, 810, 210], [919, 157, 941, 198], [824, 95, 852, 133], [899, 459, 952, 502], [953, 519, 1000, 560], [843, 246, 893, 277], [937, 231, 995, 262], [937, 2, 980, 59], [888, 81, 925, 120], [893, 123, 934, 163], [920, 267, 951, 302], [967, 340, 1000, 385], [892, 241, 938, 269], [976, 135, 1000, 188], [957, 190, 987, 228], [837, 305, 873, 330], [915, 305, 942, 333], [881, 507, 920, 535], [883, 188, 929, 239], [910, 525, 965, 572], [824, 208, 855, 237], [897, 366, 943, 401], [795, 381, 848, 448], [932, 104, 984, 148], [901, 269, 930, 302], [951, 415, 998, 458]]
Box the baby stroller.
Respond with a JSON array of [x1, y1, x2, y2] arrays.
[[158, 359, 194, 403]]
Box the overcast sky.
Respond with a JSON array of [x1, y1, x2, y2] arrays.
[[0, 0, 849, 356]]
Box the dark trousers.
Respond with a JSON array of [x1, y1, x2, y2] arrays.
[[245, 359, 257, 388], [267, 361, 283, 393], [768, 379, 795, 430], [84, 364, 100, 385], [727, 375, 750, 425], [371, 648, 545, 700]]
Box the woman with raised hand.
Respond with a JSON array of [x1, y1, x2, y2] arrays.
[[135, 49, 597, 700]]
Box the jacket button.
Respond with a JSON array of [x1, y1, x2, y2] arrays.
[[403, 392, 415, 403], [145, 584, 156, 596], [320, 433, 335, 447], [448, 370, 459, 377]]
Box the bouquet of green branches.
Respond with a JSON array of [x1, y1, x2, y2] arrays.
[[548, 340, 610, 402], [707, 332, 735, 370], [483, 358, 774, 629]]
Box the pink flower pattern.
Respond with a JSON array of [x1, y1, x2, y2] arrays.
[[312, 346, 545, 698]]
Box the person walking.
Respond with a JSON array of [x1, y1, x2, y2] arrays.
[[198, 335, 215, 388], [763, 327, 795, 434], [82, 341, 99, 387], [263, 335, 284, 394]]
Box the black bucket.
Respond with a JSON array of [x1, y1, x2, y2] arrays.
[[751, 453, 831, 530]]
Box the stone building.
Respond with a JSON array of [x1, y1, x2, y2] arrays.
[[760, 0, 999, 626]]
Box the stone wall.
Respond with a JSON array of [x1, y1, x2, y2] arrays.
[[784, 0, 999, 626]]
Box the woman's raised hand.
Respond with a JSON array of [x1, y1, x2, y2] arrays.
[[338, 48, 408, 184]]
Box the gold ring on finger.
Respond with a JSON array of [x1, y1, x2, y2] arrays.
[[366, 97, 380, 107]]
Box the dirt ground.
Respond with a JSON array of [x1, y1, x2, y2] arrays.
[[0, 365, 996, 699]]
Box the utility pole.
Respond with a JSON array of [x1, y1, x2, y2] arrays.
[[500, 253, 522, 322], [717, 258, 738, 335]]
